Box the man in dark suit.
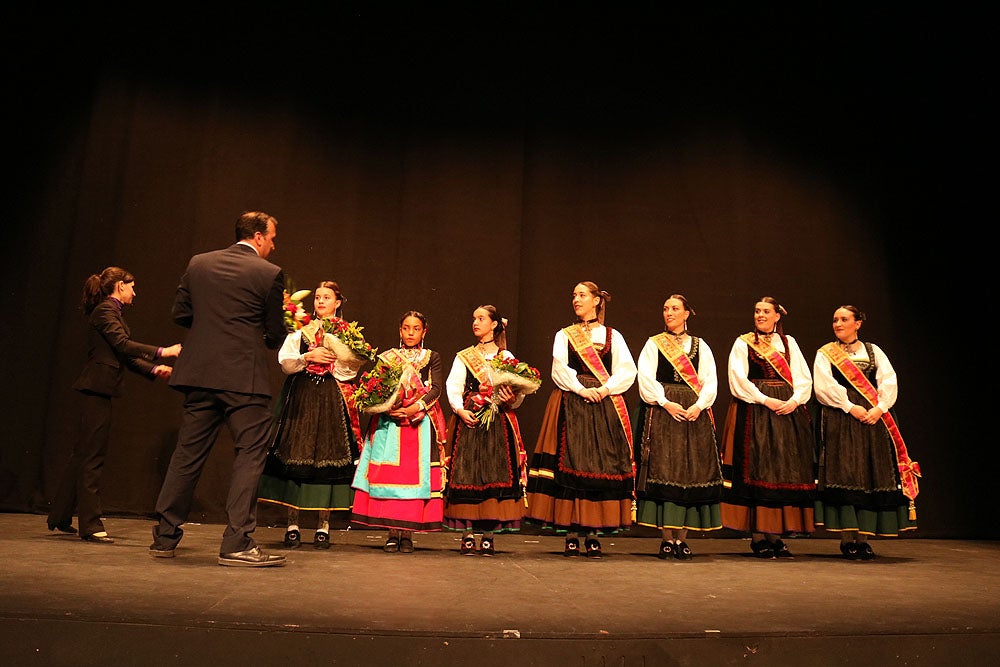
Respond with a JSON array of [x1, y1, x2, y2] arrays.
[[48, 267, 181, 543], [150, 211, 288, 567]]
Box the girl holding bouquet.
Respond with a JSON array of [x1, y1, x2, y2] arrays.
[[351, 311, 448, 554], [444, 305, 537, 556], [634, 294, 723, 561], [257, 281, 366, 550], [525, 281, 638, 559]]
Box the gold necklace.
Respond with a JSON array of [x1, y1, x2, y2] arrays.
[[399, 347, 422, 362]]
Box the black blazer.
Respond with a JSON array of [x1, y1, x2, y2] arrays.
[[72, 299, 159, 398], [168, 243, 285, 396]]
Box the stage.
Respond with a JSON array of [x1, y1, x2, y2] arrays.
[[1, 513, 997, 666]]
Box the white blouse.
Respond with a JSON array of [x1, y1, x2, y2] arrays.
[[728, 333, 812, 406], [277, 331, 361, 382], [812, 342, 898, 413], [550, 325, 637, 396], [637, 336, 718, 410]]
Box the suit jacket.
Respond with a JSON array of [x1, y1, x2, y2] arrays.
[[72, 299, 159, 398], [169, 243, 285, 397]]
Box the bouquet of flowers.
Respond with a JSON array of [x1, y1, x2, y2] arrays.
[[351, 360, 405, 413], [488, 355, 542, 394], [282, 289, 312, 332], [465, 383, 499, 430], [320, 317, 377, 363], [465, 356, 543, 430]]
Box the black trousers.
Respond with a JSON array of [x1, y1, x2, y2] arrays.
[[48, 391, 112, 536], [152, 389, 273, 554]]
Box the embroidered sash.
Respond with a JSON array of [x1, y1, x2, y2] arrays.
[[651, 333, 714, 428], [457, 346, 491, 385], [820, 342, 921, 516], [740, 332, 794, 386], [562, 325, 633, 448]]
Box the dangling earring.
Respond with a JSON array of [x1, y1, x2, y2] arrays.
[[419, 336, 425, 350], [398, 338, 404, 349]]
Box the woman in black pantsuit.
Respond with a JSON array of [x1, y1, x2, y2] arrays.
[[47, 267, 181, 543]]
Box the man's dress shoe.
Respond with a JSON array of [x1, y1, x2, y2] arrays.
[[218, 546, 286, 567]]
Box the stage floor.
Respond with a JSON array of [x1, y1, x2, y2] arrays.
[[2, 513, 997, 666]]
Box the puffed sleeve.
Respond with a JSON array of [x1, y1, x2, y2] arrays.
[[446, 354, 467, 412]]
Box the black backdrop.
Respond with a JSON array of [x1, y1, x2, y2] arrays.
[[1, 5, 989, 538]]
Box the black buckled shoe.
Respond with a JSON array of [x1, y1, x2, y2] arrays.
[[564, 537, 581, 557], [584, 538, 603, 559], [383, 535, 399, 553], [313, 531, 330, 550], [479, 537, 495, 556], [840, 541, 860, 560], [283, 529, 301, 549], [674, 541, 693, 561], [460, 536, 476, 556], [751, 539, 775, 559], [657, 540, 674, 560], [858, 542, 875, 561], [772, 539, 793, 559]]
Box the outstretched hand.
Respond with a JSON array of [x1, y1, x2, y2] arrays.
[[161, 343, 183, 358]]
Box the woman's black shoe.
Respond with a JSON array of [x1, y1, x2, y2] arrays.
[[48, 522, 77, 534], [313, 531, 330, 550], [858, 542, 876, 561], [564, 537, 580, 557], [674, 541, 693, 561], [657, 540, 674, 560], [283, 529, 301, 549], [81, 534, 114, 544], [399, 536, 414, 554], [772, 539, 793, 559], [479, 538, 495, 556], [751, 540, 775, 559], [840, 541, 860, 560], [460, 536, 476, 555], [584, 538, 603, 559]]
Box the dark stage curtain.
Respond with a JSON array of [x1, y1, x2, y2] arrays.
[[0, 7, 988, 537]]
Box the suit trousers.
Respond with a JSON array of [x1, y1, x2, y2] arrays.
[[48, 391, 112, 536], [152, 389, 272, 554]]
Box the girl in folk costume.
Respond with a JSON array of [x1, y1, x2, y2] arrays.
[[720, 296, 816, 559], [525, 281, 637, 559], [444, 305, 536, 556], [258, 281, 366, 549], [351, 311, 448, 554], [813, 305, 919, 560], [635, 294, 723, 561]]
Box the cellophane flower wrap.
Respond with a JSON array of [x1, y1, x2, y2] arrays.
[[319, 317, 377, 364], [351, 360, 404, 413], [282, 289, 312, 332], [489, 355, 542, 394], [465, 355, 543, 430]]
